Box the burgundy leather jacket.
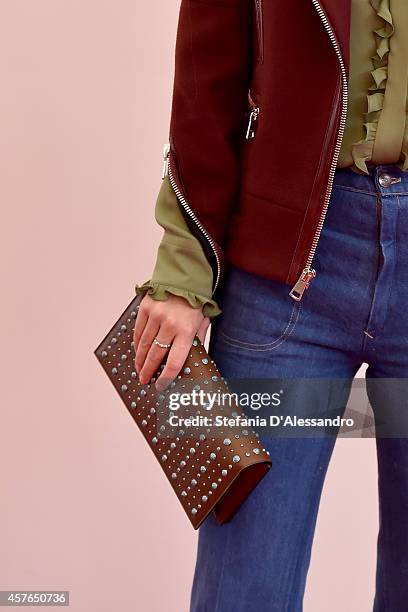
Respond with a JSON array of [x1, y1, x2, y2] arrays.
[[164, 0, 351, 302]]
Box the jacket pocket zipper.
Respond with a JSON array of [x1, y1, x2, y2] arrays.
[[254, 0, 264, 63], [246, 91, 260, 140]]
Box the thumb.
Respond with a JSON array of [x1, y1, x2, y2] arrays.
[[196, 317, 210, 344]]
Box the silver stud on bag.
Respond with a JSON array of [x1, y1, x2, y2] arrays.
[[232, 455, 241, 463]]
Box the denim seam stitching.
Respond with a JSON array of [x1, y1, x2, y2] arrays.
[[213, 524, 232, 612], [332, 184, 377, 196], [217, 303, 302, 352]]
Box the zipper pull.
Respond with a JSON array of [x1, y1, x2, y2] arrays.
[[162, 143, 170, 179], [246, 107, 260, 140], [289, 267, 316, 301]]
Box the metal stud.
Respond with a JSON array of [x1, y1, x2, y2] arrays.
[[181, 490, 187, 497], [180, 460, 186, 468], [232, 455, 241, 463], [191, 479, 197, 486], [101, 350, 108, 357], [184, 367, 191, 375], [189, 447, 196, 454], [121, 324, 127, 331], [223, 438, 231, 446], [200, 466, 206, 473], [191, 508, 197, 515], [210, 453, 216, 460], [161, 454, 168, 462], [152, 437, 158, 444], [253, 448, 260, 455], [221, 469, 228, 477], [202, 358, 209, 364], [112, 367, 118, 375], [141, 419, 147, 427], [121, 354, 127, 361], [130, 401, 136, 409], [171, 473, 177, 479], [121, 384, 128, 392], [202, 495, 208, 502], [211, 482, 218, 490], [192, 339, 198, 346]]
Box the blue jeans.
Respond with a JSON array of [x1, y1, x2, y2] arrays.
[[189, 164, 408, 612]]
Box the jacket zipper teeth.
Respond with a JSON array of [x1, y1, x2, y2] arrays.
[[163, 143, 222, 294], [289, 0, 348, 302]]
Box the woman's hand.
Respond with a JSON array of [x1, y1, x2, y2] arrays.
[[133, 294, 210, 392]]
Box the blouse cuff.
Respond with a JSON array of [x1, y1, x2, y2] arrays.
[[135, 280, 222, 319]]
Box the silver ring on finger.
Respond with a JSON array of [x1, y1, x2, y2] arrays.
[[153, 337, 172, 349]]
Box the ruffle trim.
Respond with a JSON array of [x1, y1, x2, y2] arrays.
[[135, 280, 222, 319], [350, 0, 394, 174]]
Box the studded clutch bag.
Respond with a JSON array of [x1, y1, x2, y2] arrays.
[[94, 293, 272, 529]]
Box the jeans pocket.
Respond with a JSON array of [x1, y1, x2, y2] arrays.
[[212, 266, 302, 353]]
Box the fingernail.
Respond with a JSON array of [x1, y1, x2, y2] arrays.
[[155, 379, 168, 392]]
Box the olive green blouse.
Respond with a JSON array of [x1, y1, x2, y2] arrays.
[[136, 0, 408, 318]]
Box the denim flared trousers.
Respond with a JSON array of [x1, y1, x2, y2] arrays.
[[189, 164, 408, 612]]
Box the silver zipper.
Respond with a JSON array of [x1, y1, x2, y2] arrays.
[[162, 143, 222, 294], [246, 107, 260, 140], [289, 0, 349, 301]]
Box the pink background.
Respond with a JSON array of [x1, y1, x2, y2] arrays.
[[0, 2, 378, 610]]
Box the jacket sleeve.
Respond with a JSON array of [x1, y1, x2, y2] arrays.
[[168, 0, 253, 256], [135, 177, 222, 319]]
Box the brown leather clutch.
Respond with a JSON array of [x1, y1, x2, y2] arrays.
[[94, 293, 272, 529]]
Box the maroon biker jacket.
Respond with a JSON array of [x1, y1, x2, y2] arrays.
[[163, 0, 351, 302]]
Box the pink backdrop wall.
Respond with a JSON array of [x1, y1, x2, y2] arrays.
[[0, 2, 378, 610]]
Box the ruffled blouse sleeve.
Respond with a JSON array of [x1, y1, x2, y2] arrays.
[[135, 176, 222, 319]]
